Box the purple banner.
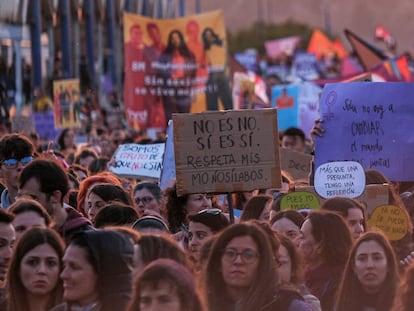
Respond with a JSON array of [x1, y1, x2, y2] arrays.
[[314, 82, 414, 181]]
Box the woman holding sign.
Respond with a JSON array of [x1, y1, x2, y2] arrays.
[[334, 231, 399, 311]]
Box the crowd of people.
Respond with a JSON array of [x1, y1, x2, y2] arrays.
[[0, 118, 414, 311]]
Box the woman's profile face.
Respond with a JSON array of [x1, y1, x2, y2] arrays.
[[353, 240, 388, 293], [346, 207, 365, 240], [171, 32, 181, 48], [185, 194, 212, 216], [139, 280, 181, 311], [61, 244, 99, 306], [298, 219, 321, 266], [221, 235, 259, 293], [277, 244, 292, 283], [20, 243, 60, 296], [271, 217, 301, 247], [86, 192, 106, 221]]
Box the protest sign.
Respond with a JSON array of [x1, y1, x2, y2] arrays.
[[53, 79, 81, 129], [159, 121, 176, 190], [173, 109, 281, 196], [109, 143, 165, 179], [264, 36, 301, 58], [294, 52, 320, 81], [271, 84, 299, 131], [280, 191, 320, 211], [314, 82, 414, 181], [280, 148, 312, 181], [314, 161, 366, 199], [33, 111, 61, 141], [11, 115, 34, 133], [298, 82, 321, 139], [234, 50, 258, 73], [296, 184, 389, 216], [123, 10, 230, 130], [367, 204, 409, 240]]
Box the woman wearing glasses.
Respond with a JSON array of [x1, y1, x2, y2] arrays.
[[132, 182, 165, 219], [204, 222, 309, 311]]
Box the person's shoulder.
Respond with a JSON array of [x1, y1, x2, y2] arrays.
[[288, 298, 313, 311]]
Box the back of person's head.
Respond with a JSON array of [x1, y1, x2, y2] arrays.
[[188, 208, 230, 233], [240, 195, 272, 221], [0, 208, 14, 224], [0, 133, 34, 162], [87, 183, 132, 206], [9, 197, 51, 226], [94, 203, 139, 228], [306, 210, 353, 266], [137, 233, 190, 270], [88, 157, 110, 175], [128, 258, 204, 311], [8, 227, 64, 311], [68, 229, 134, 311], [19, 159, 69, 204], [132, 216, 170, 233]]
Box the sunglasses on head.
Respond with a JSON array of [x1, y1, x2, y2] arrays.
[[197, 208, 222, 216], [2, 156, 33, 169]]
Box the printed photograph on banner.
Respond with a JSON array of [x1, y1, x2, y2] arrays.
[[271, 84, 299, 130], [123, 10, 232, 131], [53, 79, 81, 129]]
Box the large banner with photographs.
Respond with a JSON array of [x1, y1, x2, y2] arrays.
[[53, 79, 81, 129], [123, 10, 232, 131]]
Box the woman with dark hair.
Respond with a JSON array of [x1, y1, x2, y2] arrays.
[[271, 209, 305, 247], [56, 128, 77, 161], [335, 231, 399, 311], [201, 27, 233, 111], [134, 233, 192, 275], [157, 29, 197, 124], [299, 210, 353, 311], [93, 203, 139, 228], [321, 197, 367, 240], [128, 258, 205, 311], [188, 208, 230, 269], [85, 183, 133, 221], [240, 194, 273, 222], [7, 227, 65, 311], [165, 183, 212, 235], [132, 181, 164, 218], [277, 235, 321, 311], [52, 229, 134, 311], [204, 222, 308, 311]]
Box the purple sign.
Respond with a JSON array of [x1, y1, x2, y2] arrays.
[[294, 52, 320, 80], [314, 82, 414, 181]]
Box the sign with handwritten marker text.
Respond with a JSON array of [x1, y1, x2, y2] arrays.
[[109, 143, 165, 179], [280, 192, 320, 211], [173, 109, 281, 196], [367, 205, 409, 240], [314, 82, 414, 181], [314, 161, 366, 199]]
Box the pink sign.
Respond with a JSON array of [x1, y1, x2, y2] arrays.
[[265, 36, 301, 58]]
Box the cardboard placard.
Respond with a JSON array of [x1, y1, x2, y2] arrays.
[[11, 116, 34, 133], [367, 204, 409, 240], [280, 148, 312, 181], [280, 191, 320, 211], [173, 109, 281, 196], [109, 143, 165, 180], [296, 184, 389, 216]]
